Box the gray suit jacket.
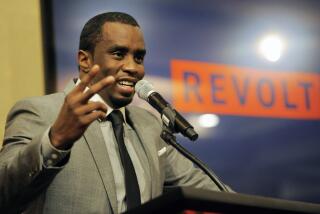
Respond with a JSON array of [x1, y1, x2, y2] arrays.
[[0, 80, 223, 214]]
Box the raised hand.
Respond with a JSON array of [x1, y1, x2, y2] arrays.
[[49, 65, 115, 149]]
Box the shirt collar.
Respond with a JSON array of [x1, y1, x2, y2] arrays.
[[75, 78, 126, 122]]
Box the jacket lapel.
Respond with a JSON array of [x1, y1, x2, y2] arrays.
[[84, 121, 118, 213], [125, 108, 161, 198]]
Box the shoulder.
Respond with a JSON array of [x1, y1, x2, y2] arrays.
[[12, 78, 75, 112], [7, 92, 65, 122], [126, 105, 152, 115], [11, 92, 64, 110], [4, 93, 65, 145], [126, 105, 160, 123]]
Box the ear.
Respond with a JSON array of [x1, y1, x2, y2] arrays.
[[78, 50, 93, 74]]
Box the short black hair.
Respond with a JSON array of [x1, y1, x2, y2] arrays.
[[79, 12, 140, 54]]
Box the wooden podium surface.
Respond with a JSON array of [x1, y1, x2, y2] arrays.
[[125, 187, 320, 214]]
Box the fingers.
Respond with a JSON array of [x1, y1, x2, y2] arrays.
[[82, 75, 115, 102], [80, 111, 107, 125], [76, 64, 100, 92], [75, 101, 108, 116], [72, 64, 115, 103], [50, 65, 114, 148]]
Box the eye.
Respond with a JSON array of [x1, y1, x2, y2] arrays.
[[113, 51, 125, 59], [134, 54, 145, 64]]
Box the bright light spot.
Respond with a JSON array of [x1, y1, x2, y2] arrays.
[[198, 114, 220, 128], [258, 34, 285, 62]]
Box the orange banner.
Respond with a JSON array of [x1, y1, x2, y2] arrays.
[[171, 59, 320, 120]]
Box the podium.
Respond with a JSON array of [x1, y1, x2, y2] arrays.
[[125, 187, 320, 214]]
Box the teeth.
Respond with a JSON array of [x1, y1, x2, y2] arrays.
[[118, 81, 134, 86]]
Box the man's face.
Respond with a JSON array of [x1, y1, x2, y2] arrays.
[[90, 22, 146, 108]]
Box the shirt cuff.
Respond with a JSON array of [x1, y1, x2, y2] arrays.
[[41, 128, 71, 168]]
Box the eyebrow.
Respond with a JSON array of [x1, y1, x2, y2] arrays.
[[135, 49, 146, 57], [107, 45, 146, 56], [107, 45, 128, 53]]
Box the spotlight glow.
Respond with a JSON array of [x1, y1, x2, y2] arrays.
[[258, 34, 285, 62], [198, 114, 220, 128]]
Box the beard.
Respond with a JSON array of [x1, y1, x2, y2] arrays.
[[109, 93, 134, 109]]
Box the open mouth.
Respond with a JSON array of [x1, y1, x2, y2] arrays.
[[118, 80, 135, 87], [115, 78, 138, 96]]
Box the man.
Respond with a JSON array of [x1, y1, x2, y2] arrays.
[[0, 12, 230, 214]]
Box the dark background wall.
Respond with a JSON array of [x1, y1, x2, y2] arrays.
[[46, 0, 320, 203]]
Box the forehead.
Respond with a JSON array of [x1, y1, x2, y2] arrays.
[[100, 22, 145, 48]]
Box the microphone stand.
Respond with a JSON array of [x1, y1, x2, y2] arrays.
[[160, 107, 229, 192]]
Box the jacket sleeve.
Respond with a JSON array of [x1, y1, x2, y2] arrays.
[[0, 98, 68, 212]]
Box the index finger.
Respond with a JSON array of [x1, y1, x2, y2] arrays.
[[75, 65, 100, 92], [81, 75, 115, 102]]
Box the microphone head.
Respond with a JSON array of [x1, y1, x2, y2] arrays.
[[135, 79, 155, 101]]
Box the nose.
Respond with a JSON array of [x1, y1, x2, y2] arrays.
[[122, 56, 138, 75]]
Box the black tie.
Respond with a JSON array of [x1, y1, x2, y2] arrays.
[[108, 110, 141, 210]]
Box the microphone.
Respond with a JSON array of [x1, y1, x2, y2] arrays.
[[135, 80, 198, 141]]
